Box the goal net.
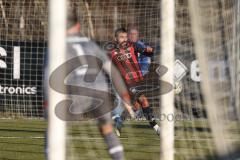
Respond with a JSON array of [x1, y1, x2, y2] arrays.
[[0, 0, 239, 159], [175, 0, 240, 159], [64, 1, 164, 159], [0, 0, 47, 118], [188, 0, 240, 159], [63, 0, 240, 159]]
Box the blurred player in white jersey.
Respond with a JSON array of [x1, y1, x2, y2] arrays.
[[45, 6, 133, 160]]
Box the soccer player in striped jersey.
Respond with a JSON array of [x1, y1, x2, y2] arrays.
[[110, 28, 160, 136], [128, 27, 154, 120], [112, 27, 155, 136]]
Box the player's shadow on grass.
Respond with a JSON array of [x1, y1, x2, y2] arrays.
[[174, 126, 211, 132], [204, 147, 240, 160], [124, 123, 151, 129], [125, 124, 211, 132]]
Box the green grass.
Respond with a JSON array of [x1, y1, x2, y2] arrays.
[[0, 119, 46, 160], [0, 119, 239, 160]]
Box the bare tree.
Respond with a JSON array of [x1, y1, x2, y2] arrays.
[[84, 0, 95, 39], [0, 0, 8, 28]]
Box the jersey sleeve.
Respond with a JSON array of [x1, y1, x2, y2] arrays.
[[134, 40, 153, 56]]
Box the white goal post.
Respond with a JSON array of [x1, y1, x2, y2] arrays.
[[160, 0, 175, 160], [48, 0, 66, 159]]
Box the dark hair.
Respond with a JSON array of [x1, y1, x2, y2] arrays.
[[67, 5, 78, 29], [115, 27, 127, 37], [128, 25, 139, 33]]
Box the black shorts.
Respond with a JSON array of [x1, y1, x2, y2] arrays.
[[127, 76, 161, 103], [127, 63, 173, 103]]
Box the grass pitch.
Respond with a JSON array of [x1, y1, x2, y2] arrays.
[[0, 119, 239, 160]]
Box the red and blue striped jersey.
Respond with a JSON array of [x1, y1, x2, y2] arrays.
[[111, 43, 143, 85]]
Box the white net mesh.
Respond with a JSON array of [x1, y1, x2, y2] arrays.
[[0, 0, 239, 159], [0, 0, 47, 118], [65, 0, 240, 159], [187, 0, 240, 159], [66, 1, 162, 159]]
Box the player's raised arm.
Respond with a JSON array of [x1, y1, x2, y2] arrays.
[[135, 40, 154, 54], [128, 27, 154, 55]]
